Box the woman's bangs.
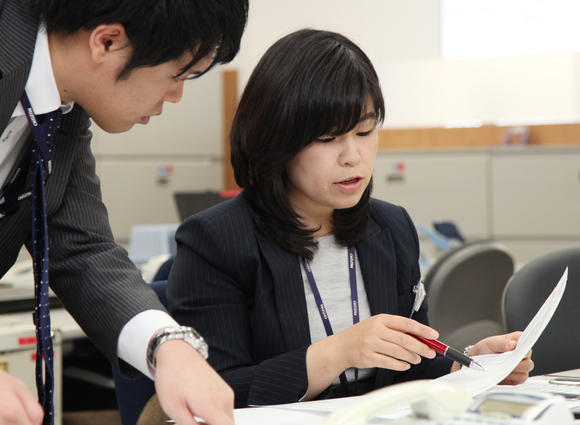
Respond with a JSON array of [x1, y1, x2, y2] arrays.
[[305, 64, 371, 139]]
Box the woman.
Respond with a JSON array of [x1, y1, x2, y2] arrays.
[[167, 29, 532, 408]]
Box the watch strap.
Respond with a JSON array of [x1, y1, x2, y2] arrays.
[[146, 326, 208, 376]]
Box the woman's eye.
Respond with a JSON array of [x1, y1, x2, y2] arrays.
[[173, 72, 200, 82], [356, 130, 371, 137], [316, 136, 336, 143]]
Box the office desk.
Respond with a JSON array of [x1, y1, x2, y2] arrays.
[[0, 268, 86, 425], [0, 307, 85, 341], [232, 371, 580, 425]]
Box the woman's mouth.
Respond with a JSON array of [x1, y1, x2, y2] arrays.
[[335, 177, 364, 192]]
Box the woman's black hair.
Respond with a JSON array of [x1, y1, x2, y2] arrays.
[[26, 0, 249, 79], [231, 29, 385, 260]]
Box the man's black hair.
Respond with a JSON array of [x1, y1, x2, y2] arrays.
[[231, 29, 385, 260], [27, 0, 248, 79]]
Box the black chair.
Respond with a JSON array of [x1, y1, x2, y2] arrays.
[[502, 247, 580, 376], [112, 281, 166, 425], [152, 257, 174, 282], [424, 240, 514, 349]]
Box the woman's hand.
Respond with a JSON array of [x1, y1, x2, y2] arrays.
[[450, 331, 533, 385], [304, 314, 438, 399], [336, 314, 438, 370]]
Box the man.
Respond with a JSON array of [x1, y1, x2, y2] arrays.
[[0, 1, 248, 424]]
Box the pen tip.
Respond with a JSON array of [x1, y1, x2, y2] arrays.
[[470, 360, 485, 371]]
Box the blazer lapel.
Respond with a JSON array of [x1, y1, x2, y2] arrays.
[[255, 231, 312, 350], [356, 215, 399, 316], [0, 0, 38, 131]]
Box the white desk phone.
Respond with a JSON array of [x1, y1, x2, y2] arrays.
[[321, 380, 574, 425]]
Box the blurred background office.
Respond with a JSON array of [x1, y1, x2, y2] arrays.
[[2, 1, 580, 424], [91, 0, 580, 268]]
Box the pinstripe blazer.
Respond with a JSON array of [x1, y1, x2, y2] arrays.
[[0, 0, 165, 371], [168, 193, 452, 407]]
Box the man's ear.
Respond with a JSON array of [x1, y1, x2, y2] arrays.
[[88, 23, 130, 64]]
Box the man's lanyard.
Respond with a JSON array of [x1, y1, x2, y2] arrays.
[[20, 93, 53, 175], [0, 94, 57, 219], [19, 91, 61, 425], [302, 246, 359, 394]]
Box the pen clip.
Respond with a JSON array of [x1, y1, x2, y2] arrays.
[[410, 279, 426, 318]]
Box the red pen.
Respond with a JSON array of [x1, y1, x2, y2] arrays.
[[413, 335, 485, 371]]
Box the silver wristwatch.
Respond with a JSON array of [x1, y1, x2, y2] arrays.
[[146, 326, 209, 375]]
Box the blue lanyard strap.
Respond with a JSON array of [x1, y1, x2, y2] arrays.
[[19, 93, 58, 175], [19, 91, 60, 425], [302, 246, 359, 394]]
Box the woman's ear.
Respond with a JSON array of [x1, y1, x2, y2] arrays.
[[87, 23, 130, 64]]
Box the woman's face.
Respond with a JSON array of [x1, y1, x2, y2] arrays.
[[286, 108, 379, 230]]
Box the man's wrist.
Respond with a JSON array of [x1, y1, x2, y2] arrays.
[[146, 326, 208, 376]]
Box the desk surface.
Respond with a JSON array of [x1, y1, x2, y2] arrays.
[[232, 371, 580, 425], [0, 307, 84, 341]]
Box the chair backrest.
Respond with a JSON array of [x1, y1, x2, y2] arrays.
[[112, 281, 167, 425], [425, 240, 514, 348], [502, 247, 580, 375]]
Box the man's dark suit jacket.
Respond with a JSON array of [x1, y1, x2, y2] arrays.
[[0, 0, 165, 371], [168, 193, 452, 407]]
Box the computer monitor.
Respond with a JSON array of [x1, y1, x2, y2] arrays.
[[173, 190, 239, 221]]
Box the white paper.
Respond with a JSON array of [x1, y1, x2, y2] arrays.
[[234, 405, 327, 425], [501, 375, 580, 400], [266, 395, 412, 420], [437, 267, 568, 396]]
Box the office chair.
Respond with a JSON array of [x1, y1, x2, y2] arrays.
[[152, 256, 174, 282], [424, 240, 514, 349], [112, 280, 166, 425], [502, 247, 580, 376]]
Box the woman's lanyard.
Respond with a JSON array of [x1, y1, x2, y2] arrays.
[[302, 246, 359, 394]]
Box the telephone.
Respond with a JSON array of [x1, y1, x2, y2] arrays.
[[321, 380, 574, 425]]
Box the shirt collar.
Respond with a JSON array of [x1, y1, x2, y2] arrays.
[[11, 24, 74, 118]]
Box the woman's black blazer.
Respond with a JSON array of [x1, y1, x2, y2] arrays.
[[168, 193, 452, 407]]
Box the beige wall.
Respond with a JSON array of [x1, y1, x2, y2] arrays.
[[226, 0, 580, 128], [90, 1, 580, 252], [91, 66, 224, 242]]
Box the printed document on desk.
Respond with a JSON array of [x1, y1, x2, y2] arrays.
[[437, 268, 568, 396]]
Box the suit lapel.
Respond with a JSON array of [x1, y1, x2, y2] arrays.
[[255, 231, 312, 350], [0, 0, 38, 131], [356, 215, 399, 316]]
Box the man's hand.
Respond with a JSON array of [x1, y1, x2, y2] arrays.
[[153, 340, 234, 425], [0, 369, 44, 425]]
